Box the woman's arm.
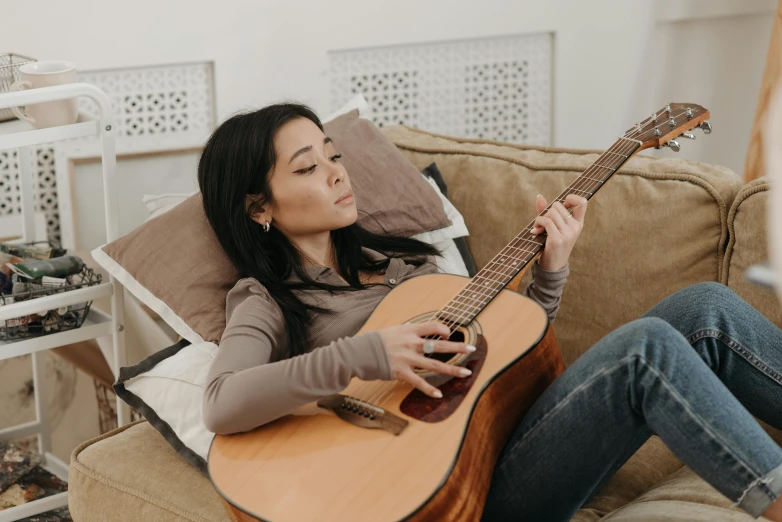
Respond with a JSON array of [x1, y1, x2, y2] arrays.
[[522, 259, 570, 322], [202, 278, 392, 435]]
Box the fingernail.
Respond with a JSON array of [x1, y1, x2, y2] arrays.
[[466, 344, 476, 352], [433, 390, 443, 398], [459, 368, 472, 377], [530, 227, 537, 234], [536, 194, 543, 198]]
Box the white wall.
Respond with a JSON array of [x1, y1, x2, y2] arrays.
[[635, 7, 775, 172], [6, 0, 775, 175]]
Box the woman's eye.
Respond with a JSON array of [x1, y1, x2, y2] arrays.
[[295, 154, 340, 174]]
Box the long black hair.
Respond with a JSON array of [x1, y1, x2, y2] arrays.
[[198, 102, 442, 358]]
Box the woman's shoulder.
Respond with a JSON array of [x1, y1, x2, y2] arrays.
[[230, 276, 268, 293], [226, 277, 281, 317]]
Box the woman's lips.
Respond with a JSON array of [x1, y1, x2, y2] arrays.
[[335, 191, 354, 204]]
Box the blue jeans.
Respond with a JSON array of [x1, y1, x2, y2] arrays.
[[482, 282, 782, 521]]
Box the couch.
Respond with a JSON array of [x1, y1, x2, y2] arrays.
[[68, 125, 781, 521]]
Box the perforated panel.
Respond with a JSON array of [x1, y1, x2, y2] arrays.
[[0, 62, 214, 243], [0, 147, 58, 240], [329, 33, 552, 145], [77, 62, 214, 138]]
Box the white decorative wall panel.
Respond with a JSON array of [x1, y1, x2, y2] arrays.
[[0, 62, 214, 243], [77, 62, 214, 138], [329, 33, 552, 145]]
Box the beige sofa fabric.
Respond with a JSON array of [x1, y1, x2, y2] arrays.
[[600, 467, 765, 521], [572, 437, 683, 520], [69, 420, 228, 522], [381, 125, 744, 366], [722, 177, 782, 328], [68, 130, 777, 522]]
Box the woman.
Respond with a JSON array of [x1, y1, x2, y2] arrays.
[[198, 103, 782, 521]]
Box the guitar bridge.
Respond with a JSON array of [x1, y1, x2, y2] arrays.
[[317, 395, 408, 435]]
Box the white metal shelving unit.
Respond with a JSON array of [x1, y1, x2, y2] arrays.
[[0, 83, 128, 522]]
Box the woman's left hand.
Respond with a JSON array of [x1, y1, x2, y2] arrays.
[[530, 194, 588, 271]]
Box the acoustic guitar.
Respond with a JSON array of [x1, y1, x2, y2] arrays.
[[208, 104, 711, 522]]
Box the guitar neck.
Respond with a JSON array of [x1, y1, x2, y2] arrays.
[[435, 136, 642, 327]]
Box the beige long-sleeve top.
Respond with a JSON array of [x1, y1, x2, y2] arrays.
[[202, 247, 569, 434]]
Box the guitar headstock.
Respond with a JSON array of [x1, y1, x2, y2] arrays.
[[624, 103, 711, 152]]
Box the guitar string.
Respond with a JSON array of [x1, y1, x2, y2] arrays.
[[422, 112, 685, 325], [378, 137, 647, 405], [417, 109, 695, 343], [426, 108, 692, 323], [433, 108, 695, 320], [354, 138, 639, 407], [362, 137, 643, 407], [365, 136, 648, 407], [366, 137, 646, 407], [354, 137, 641, 407], [353, 108, 697, 407]]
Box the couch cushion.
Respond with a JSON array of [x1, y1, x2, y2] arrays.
[[571, 436, 683, 521], [599, 467, 763, 521], [721, 177, 782, 328], [69, 420, 228, 522], [381, 125, 744, 365]]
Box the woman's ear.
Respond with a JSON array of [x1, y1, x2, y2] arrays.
[[245, 194, 271, 225]]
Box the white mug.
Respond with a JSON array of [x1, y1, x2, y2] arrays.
[[10, 61, 79, 129]]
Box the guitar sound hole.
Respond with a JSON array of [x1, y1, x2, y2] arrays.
[[427, 329, 465, 363]]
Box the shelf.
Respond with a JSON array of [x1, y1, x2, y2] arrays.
[[0, 306, 113, 361], [0, 113, 98, 151], [0, 83, 128, 521], [0, 282, 114, 321], [0, 452, 69, 522]]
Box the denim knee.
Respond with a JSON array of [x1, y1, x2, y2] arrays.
[[629, 316, 678, 336], [675, 281, 738, 305], [643, 282, 740, 328], [621, 317, 685, 357], [631, 316, 674, 334]]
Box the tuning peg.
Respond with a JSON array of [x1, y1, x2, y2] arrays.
[[664, 140, 681, 152], [680, 133, 696, 140], [699, 121, 712, 134]]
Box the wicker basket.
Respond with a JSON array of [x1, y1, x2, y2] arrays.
[[0, 266, 102, 341], [0, 53, 36, 123]]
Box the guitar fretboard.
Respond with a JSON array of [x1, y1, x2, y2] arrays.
[[435, 136, 642, 327]]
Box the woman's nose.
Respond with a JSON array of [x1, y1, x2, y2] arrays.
[[329, 163, 345, 185]]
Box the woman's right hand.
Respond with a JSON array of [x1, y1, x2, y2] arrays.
[[377, 321, 476, 399]]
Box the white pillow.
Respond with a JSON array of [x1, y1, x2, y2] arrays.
[[411, 176, 469, 276], [124, 341, 217, 463], [114, 339, 216, 473], [323, 93, 373, 123]]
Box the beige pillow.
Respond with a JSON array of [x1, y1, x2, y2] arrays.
[[92, 110, 450, 345], [324, 110, 452, 235]]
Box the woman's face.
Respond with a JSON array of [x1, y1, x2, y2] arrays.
[[253, 117, 357, 240]]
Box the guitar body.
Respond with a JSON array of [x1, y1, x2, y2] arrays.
[[209, 272, 565, 522]]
